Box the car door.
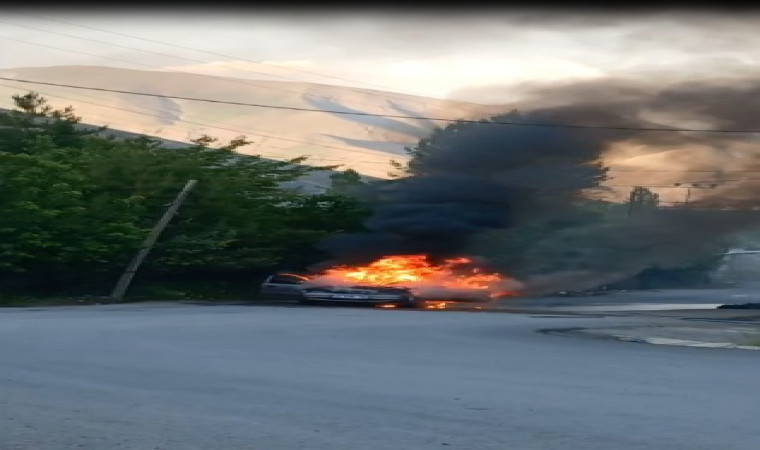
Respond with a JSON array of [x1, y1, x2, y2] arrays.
[[260, 273, 308, 299]]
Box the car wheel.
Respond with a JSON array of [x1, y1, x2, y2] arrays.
[[401, 299, 423, 309]]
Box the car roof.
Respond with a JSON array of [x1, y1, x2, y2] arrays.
[[304, 284, 410, 292]]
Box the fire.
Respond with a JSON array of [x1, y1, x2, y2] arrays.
[[314, 254, 518, 299], [424, 301, 451, 310]]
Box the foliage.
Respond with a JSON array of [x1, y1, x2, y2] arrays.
[[0, 92, 98, 155], [327, 168, 366, 196], [627, 186, 660, 217], [0, 93, 370, 297]]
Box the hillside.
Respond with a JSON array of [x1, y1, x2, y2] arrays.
[[0, 105, 367, 194], [0, 66, 505, 178]]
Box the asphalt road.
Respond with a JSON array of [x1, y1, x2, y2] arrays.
[[502, 284, 760, 311], [1, 302, 758, 450]]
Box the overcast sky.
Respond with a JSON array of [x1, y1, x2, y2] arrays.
[[2, 8, 760, 100]]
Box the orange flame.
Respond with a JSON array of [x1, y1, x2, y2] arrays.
[[424, 301, 451, 310], [311, 254, 519, 299]]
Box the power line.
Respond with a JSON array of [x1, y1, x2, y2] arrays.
[[0, 81, 403, 165], [4, 76, 760, 133], [0, 35, 425, 165], [0, 18, 472, 117], [6, 10, 472, 105], [0, 82, 322, 153], [5, 81, 760, 172], [608, 169, 760, 173], [5, 78, 760, 175], [0, 21, 350, 102], [5, 87, 758, 187], [7, 82, 760, 171], [0, 91, 405, 178], [0, 36, 166, 69], [4, 80, 760, 173], [604, 178, 760, 188], [0, 92, 406, 174], [0, 23, 443, 161]]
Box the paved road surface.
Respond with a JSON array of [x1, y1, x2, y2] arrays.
[[1, 303, 758, 449]]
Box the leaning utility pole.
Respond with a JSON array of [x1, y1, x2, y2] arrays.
[[110, 180, 198, 302]]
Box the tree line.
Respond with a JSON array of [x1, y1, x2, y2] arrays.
[[0, 93, 369, 300]]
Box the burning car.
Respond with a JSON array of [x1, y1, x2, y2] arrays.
[[259, 273, 422, 308], [300, 285, 422, 308], [260, 254, 520, 309], [259, 272, 311, 300]]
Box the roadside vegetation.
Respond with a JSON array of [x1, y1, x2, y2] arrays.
[[0, 93, 369, 304]]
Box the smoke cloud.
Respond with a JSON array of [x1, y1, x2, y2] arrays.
[[317, 76, 760, 293], [318, 114, 608, 263]]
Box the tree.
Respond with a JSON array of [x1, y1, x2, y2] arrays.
[[0, 93, 371, 297], [0, 92, 99, 155], [0, 151, 146, 291], [627, 186, 660, 217], [328, 168, 366, 196]]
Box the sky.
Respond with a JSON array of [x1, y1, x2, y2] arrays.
[[3, 8, 760, 101]]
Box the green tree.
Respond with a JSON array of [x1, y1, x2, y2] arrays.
[[0, 152, 146, 291], [0, 92, 99, 155], [0, 93, 370, 297], [627, 186, 660, 217], [327, 168, 366, 196]]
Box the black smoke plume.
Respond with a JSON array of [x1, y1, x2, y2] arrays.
[[317, 113, 608, 265], [317, 77, 760, 292]]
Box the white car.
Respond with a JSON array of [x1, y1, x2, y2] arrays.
[[259, 272, 310, 300]]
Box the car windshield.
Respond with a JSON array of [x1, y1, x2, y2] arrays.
[[269, 274, 309, 284]]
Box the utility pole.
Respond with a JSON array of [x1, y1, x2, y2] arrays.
[[110, 180, 198, 302]]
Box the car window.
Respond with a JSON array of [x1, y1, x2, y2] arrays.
[[269, 274, 307, 285]]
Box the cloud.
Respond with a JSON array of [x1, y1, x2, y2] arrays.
[[161, 56, 605, 99], [5, 9, 760, 102]]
